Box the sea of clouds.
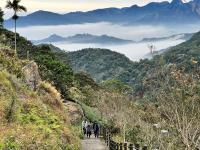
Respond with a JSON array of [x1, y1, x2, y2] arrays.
[[14, 22, 200, 61]]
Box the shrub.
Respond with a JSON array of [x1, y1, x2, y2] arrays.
[[38, 81, 63, 109]]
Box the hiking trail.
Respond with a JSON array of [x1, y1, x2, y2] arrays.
[[81, 135, 108, 150]]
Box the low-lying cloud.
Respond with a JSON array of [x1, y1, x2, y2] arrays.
[[13, 22, 200, 61], [15, 22, 177, 41]]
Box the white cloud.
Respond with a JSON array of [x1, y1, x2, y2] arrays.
[[14, 22, 172, 41]]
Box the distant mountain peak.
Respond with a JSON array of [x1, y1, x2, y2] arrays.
[[31, 10, 58, 14], [49, 34, 63, 38], [171, 0, 184, 4], [33, 33, 133, 45]]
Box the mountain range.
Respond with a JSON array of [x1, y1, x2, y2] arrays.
[[33, 33, 193, 45], [32, 34, 133, 45], [4, 0, 200, 28]]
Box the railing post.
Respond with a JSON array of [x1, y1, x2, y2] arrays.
[[124, 143, 128, 150], [109, 140, 112, 150], [135, 143, 140, 150], [142, 145, 148, 150], [116, 143, 119, 150], [104, 128, 106, 143], [119, 143, 123, 150], [129, 144, 134, 150], [112, 141, 116, 150], [108, 134, 111, 148], [106, 131, 109, 146]]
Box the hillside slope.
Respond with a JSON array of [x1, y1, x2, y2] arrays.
[[0, 45, 80, 149]]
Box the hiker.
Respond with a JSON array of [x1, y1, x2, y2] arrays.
[[93, 122, 100, 138], [82, 120, 87, 136], [86, 122, 92, 138]]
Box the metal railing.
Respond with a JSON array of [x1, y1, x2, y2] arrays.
[[101, 127, 148, 150]]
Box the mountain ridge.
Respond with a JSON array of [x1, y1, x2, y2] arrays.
[[4, 0, 200, 28], [33, 33, 134, 45], [33, 32, 193, 45]]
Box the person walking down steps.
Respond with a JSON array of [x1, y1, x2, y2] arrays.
[[82, 120, 87, 136], [86, 122, 92, 138], [93, 122, 100, 138]]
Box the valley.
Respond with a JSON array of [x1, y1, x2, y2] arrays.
[[1, 0, 200, 149]]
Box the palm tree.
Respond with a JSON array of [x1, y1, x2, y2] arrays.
[[6, 0, 27, 56]]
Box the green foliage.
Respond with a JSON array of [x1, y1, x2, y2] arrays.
[[102, 79, 133, 94], [6, 0, 27, 18], [3, 136, 18, 150], [74, 72, 100, 90], [0, 8, 3, 28], [67, 48, 133, 82], [33, 45, 74, 99], [0, 29, 74, 100], [125, 126, 144, 144], [78, 101, 107, 126]]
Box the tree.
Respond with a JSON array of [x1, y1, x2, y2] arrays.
[[156, 67, 200, 149], [0, 8, 3, 28], [6, 0, 27, 56]]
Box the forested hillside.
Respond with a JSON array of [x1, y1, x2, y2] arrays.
[[64, 32, 200, 98], [67, 48, 133, 82]]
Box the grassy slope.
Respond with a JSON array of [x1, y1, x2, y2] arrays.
[[0, 45, 80, 149], [0, 29, 74, 100], [0, 28, 107, 124]]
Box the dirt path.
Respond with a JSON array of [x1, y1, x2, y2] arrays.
[[81, 135, 109, 150]]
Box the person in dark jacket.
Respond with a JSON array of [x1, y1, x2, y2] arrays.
[[86, 123, 92, 138], [93, 122, 100, 138]]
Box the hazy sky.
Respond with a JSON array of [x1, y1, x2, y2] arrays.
[[0, 0, 173, 13]]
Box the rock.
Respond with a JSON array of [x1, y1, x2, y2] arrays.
[[161, 129, 169, 134], [64, 101, 83, 124], [153, 123, 161, 129], [22, 61, 41, 90]]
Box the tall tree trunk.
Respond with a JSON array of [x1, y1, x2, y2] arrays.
[[14, 18, 17, 57]]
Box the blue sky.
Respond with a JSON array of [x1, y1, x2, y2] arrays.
[[0, 0, 190, 18]]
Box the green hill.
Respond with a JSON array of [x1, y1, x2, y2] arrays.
[[67, 48, 134, 82]]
